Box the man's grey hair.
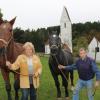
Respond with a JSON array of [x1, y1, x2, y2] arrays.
[[79, 48, 88, 53]]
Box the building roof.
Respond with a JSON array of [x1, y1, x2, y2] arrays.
[[89, 36, 100, 45], [64, 6, 71, 22]]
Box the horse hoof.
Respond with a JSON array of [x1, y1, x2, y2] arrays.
[[65, 97, 70, 100], [57, 97, 62, 100]]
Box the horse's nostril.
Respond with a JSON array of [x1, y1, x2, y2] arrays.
[[51, 45, 58, 49]]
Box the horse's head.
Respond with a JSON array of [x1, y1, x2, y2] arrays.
[[0, 17, 16, 48], [0, 18, 16, 56], [49, 31, 61, 55]]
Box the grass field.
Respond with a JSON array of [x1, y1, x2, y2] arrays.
[[0, 56, 100, 100]]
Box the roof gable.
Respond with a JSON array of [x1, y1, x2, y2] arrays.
[[60, 6, 71, 22], [89, 37, 100, 46]]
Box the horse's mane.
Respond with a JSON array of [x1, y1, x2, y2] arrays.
[[62, 43, 71, 53]]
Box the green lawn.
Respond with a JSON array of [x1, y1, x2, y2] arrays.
[[0, 56, 100, 100]]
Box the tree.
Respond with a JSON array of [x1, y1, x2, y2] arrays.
[[13, 27, 25, 43], [73, 36, 88, 56], [0, 9, 3, 19]]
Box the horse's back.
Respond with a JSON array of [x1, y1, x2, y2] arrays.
[[13, 42, 24, 60]]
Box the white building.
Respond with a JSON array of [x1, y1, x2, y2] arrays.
[[88, 37, 100, 62], [45, 44, 50, 54], [45, 6, 72, 54], [60, 7, 72, 52]]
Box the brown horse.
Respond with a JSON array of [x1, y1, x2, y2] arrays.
[[0, 17, 24, 100]]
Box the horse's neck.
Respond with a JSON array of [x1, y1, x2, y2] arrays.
[[56, 49, 67, 65], [7, 39, 15, 61], [56, 49, 63, 57], [55, 49, 63, 61], [7, 39, 14, 50]]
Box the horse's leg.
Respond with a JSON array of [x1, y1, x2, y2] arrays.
[[1, 69, 12, 100], [49, 68, 61, 98], [14, 73, 20, 100], [69, 70, 74, 91], [61, 73, 69, 99], [52, 73, 61, 98]]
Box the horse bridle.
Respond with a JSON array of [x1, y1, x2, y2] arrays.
[[50, 39, 62, 56], [0, 32, 13, 48], [0, 32, 13, 58]]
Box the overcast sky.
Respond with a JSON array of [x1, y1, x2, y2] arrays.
[[0, 0, 100, 30]]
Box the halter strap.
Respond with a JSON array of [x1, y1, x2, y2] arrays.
[[0, 39, 8, 45], [0, 33, 13, 47]]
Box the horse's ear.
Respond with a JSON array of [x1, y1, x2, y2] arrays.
[[52, 31, 58, 36], [9, 17, 16, 25], [0, 19, 3, 25]]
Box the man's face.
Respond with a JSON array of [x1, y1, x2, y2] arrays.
[[79, 50, 87, 59]]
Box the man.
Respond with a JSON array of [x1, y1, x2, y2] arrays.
[[58, 48, 100, 100]]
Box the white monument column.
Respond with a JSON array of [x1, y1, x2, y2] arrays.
[[60, 7, 72, 52]]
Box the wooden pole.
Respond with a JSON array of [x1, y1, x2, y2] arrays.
[[95, 39, 99, 61]]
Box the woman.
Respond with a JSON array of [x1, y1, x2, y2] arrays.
[[6, 42, 42, 100]]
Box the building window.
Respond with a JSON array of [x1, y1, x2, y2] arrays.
[[64, 23, 66, 28]]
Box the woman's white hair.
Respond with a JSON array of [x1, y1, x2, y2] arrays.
[[23, 42, 35, 53]]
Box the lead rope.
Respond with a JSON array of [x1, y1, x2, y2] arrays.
[[92, 87, 97, 96], [36, 78, 39, 100], [53, 55, 68, 82]]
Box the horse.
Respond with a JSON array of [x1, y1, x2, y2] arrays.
[[0, 17, 24, 100], [48, 31, 74, 100]]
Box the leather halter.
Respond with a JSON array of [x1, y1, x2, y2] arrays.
[[0, 32, 13, 58], [0, 32, 13, 48]]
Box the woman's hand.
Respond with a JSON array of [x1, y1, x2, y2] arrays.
[[58, 65, 65, 69], [6, 61, 12, 69], [34, 72, 40, 78], [94, 81, 99, 88]]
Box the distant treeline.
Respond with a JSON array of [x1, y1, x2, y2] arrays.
[[72, 22, 100, 40], [13, 22, 100, 55], [13, 28, 48, 52]]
